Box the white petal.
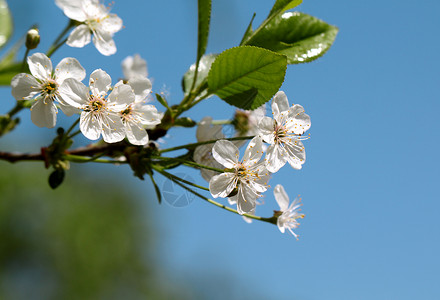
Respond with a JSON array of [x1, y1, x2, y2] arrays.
[[108, 84, 135, 108], [101, 114, 125, 143], [27, 53, 52, 81], [284, 140, 305, 170], [89, 69, 111, 96], [236, 184, 257, 215], [274, 184, 290, 211], [30, 98, 57, 128], [212, 140, 239, 168], [258, 117, 275, 143], [11, 73, 39, 100], [101, 14, 123, 33], [209, 173, 236, 198], [135, 105, 162, 127], [58, 78, 89, 108], [128, 76, 152, 102], [54, 57, 86, 83], [80, 111, 101, 140], [242, 136, 264, 166], [92, 29, 116, 56], [265, 144, 287, 173], [277, 218, 286, 233], [58, 101, 81, 116], [272, 91, 290, 120], [55, 0, 87, 21], [125, 121, 149, 145], [122, 54, 148, 79], [285, 104, 311, 135], [196, 116, 224, 142], [66, 25, 91, 48]]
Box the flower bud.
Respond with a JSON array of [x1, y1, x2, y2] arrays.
[[25, 28, 40, 50]]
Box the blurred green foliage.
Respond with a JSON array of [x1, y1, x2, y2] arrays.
[[0, 162, 182, 300]]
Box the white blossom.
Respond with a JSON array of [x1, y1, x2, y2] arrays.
[[55, 0, 123, 56], [232, 104, 265, 148], [193, 116, 225, 182], [59, 69, 129, 143], [118, 93, 162, 146], [122, 54, 148, 79], [10, 53, 85, 128], [258, 91, 311, 173], [209, 137, 269, 215], [274, 184, 304, 239]]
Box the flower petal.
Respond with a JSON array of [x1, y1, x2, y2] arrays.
[[27, 53, 52, 81], [101, 114, 125, 143], [196, 116, 224, 142], [236, 184, 257, 215], [135, 104, 162, 127], [258, 116, 275, 143], [212, 140, 239, 168], [92, 29, 116, 56], [58, 78, 89, 108], [11, 73, 39, 100], [265, 144, 287, 173], [101, 13, 123, 33], [284, 140, 305, 170], [89, 69, 111, 96], [272, 91, 289, 120], [209, 173, 236, 198], [242, 136, 264, 166], [286, 104, 311, 135], [274, 184, 290, 211], [55, 0, 87, 22], [66, 24, 91, 48], [30, 98, 57, 128], [108, 84, 135, 108], [54, 57, 86, 83], [80, 111, 101, 140], [125, 121, 149, 145], [122, 54, 148, 79], [127, 76, 151, 103]]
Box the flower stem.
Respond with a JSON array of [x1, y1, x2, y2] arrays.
[[154, 166, 276, 224], [158, 136, 255, 153], [153, 166, 209, 191], [46, 37, 68, 58], [21, 48, 30, 72], [151, 155, 226, 173], [47, 20, 74, 57], [64, 154, 126, 164], [65, 118, 80, 137]]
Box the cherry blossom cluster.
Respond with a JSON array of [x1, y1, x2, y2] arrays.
[[0, 0, 331, 238], [11, 52, 162, 145], [194, 91, 310, 237]]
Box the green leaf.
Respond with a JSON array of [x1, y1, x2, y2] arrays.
[[247, 12, 338, 64], [207, 46, 286, 110], [197, 0, 211, 63], [239, 13, 256, 45], [182, 53, 217, 96], [173, 117, 197, 128], [268, 0, 302, 18], [0, 0, 12, 50], [0, 62, 23, 85]]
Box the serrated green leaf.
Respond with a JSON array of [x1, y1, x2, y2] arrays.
[[247, 12, 338, 64], [208, 46, 286, 110], [182, 53, 217, 96], [268, 0, 302, 18], [197, 0, 211, 62], [0, 0, 12, 50]]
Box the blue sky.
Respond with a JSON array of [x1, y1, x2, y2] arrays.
[[1, 0, 440, 299]]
